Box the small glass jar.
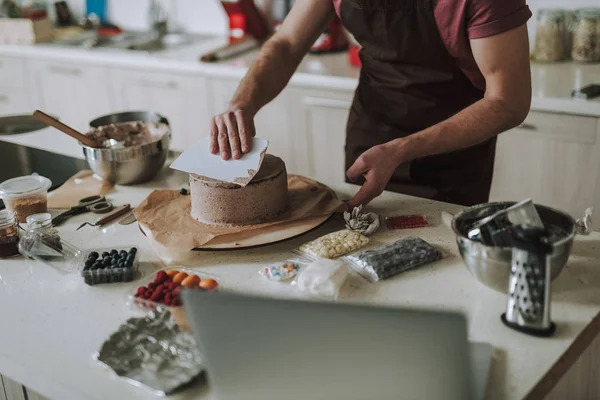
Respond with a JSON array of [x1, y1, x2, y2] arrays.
[[0, 210, 20, 258], [22, 213, 64, 261], [534, 9, 569, 62], [571, 8, 600, 63], [18, 213, 82, 270]]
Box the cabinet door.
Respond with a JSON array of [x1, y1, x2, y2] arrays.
[[0, 56, 28, 90], [109, 69, 209, 152], [0, 89, 32, 115], [205, 77, 294, 172], [0, 56, 32, 115], [490, 111, 600, 219], [29, 60, 114, 132], [287, 87, 353, 183], [1, 376, 25, 400], [23, 388, 49, 400]]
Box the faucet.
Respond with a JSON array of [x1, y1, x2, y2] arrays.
[[148, 0, 168, 40]]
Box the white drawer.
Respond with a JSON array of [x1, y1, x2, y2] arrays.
[[0, 56, 28, 90], [510, 110, 598, 144]]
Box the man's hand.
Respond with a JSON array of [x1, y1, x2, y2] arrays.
[[208, 0, 334, 160], [346, 141, 403, 208], [210, 106, 256, 160]]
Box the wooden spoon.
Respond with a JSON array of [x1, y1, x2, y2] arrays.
[[32, 110, 101, 148]]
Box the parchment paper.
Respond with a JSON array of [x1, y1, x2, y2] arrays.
[[134, 175, 344, 252], [48, 170, 113, 209]]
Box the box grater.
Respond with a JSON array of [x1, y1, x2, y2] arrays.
[[468, 199, 544, 247], [501, 225, 556, 337]]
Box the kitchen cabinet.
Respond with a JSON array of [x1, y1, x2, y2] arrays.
[[22, 388, 49, 400], [490, 111, 600, 219], [287, 87, 353, 183], [1, 376, 25, 400], [205, 77, 296, 172], [108, 68, 209, 152], [0, 89, 32, 115], [0, 56, 32, 115], [29, 60, 114, 132]]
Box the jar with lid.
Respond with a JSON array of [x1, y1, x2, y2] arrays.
[[0, 174, 52, 223], [0, 210, 20, 258], [571, 8, 600, 63], [18, 213, 83, 271], [534, 9, 569, 62]]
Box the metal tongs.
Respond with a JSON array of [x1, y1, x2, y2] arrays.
[[468, 199, 544, 247]]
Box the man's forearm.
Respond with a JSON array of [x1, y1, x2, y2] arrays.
[[228, 38, 304, 114], [392, 96, 529, 162]]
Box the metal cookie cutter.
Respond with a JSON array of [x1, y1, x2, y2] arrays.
[[52, 195, 113, 226]]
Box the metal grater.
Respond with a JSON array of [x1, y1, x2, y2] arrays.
[[468, 199, 544, 247], [501, 225, 556, 337]]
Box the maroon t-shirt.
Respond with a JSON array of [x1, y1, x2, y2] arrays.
[[333, 0, 532, 91]]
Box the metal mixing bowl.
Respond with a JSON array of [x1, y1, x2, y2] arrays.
[[82, 112, 171, 185], [452, 202, 577, 292]]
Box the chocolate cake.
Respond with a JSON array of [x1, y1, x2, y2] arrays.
[[189, 154, 288, 226]]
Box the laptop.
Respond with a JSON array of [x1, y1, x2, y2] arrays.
[[182, 291, 492, 400]]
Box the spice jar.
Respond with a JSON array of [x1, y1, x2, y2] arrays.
[[0, 175, 52, 223], [18, 214, 82, 273], [571, 8, 600, 63], [23, 213, 62, 260], [0, 210, 20, 258], [534, 9, 569, 62]]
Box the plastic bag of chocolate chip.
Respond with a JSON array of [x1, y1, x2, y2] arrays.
[[344, 237, 442, 282]]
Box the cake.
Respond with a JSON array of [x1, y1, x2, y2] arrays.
[[190, 154, 288, 225]]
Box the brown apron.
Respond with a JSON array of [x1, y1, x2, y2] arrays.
[[340, 0, 497, 206]]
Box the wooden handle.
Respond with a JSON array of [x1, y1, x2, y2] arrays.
[[32, 110, 100, 148], [96, 204, 131, 226]]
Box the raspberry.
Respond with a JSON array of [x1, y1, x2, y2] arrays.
[[142, 290, 153, 300], [149, 287, 165, 302], [148, 282, 158, 290], [173, 286, 182, 297], [171, 297, 181, 306], [168, 282, 179, 291], [136, 286, 147, 295], [154, 270, 169, 284]]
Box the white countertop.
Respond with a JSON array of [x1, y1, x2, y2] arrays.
[[1, 128, 600, 400], [1, 40, 599, 116]]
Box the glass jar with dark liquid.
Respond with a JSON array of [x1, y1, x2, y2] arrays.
[[0, 210, 20, 258]]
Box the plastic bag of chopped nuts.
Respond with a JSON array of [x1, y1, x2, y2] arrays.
[[294, 229, 370, 259]]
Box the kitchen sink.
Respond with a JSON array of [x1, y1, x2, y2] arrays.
[[48, 31, 203, 53], [0, 115, 48, 135], [0, 141, 88, 209]]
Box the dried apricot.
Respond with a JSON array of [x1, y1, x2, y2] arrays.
[[198, 278, 218, 290], [166, 269, 179, 278], [181, 274, 201, 288], [172, 272, 188, 284]]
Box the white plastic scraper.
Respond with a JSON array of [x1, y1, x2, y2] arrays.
[[170, 137, 269, 187]]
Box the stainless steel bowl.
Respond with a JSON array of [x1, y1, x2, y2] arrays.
[[452, 202, 577, 292], [82, 112, 171, 185], [89, 111, 169, 129]]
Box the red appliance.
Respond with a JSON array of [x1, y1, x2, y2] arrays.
[[346, 31, 362, 67], [309, 16, 348, 54], [220, 0, 270, 43]]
